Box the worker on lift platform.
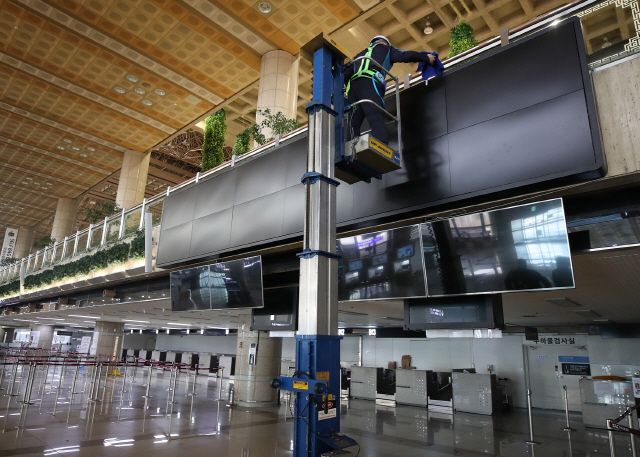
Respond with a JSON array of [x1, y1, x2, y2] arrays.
[[345, 35, 436, 145]]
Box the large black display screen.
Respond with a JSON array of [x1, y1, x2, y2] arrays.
[[404, 295, 504, 330], [422, 198, 574, 296], [251, 286, 298, 331], [337, 225, 426, 301], [171, 256, 264, 311]]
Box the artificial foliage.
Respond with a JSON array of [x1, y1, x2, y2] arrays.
[[447, 21, 479, 59], [34, 236, 56, 250], [252, 109, 302, 146], [202, 109, 227, 172], [0, 231, 145, 299], [232, 129, 252, 156], [84, 201, 121, 224]]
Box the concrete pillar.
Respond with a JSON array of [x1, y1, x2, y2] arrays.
[[256, 50, 299, 141], [29, 324, 54, 350], [234, 314, 282, 407], [93, 321, 125, 360], [51, 198, 79, 243], [13, 225, 35, 259], [115, 150, 150, 210]]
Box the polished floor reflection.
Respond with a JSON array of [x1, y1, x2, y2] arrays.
[[0, 364, 633, 456]]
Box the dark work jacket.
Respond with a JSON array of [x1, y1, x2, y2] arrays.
[[344, 44, 432, 84]]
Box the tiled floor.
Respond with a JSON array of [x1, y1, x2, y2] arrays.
[[0, 364, 632, 456]]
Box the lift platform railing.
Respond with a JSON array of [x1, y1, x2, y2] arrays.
[[607, 405, 639, 457]]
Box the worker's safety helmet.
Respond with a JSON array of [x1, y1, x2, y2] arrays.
[[369, 35, 390, 47]]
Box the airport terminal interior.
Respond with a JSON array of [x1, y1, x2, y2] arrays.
[[0, 0, 640, 455]]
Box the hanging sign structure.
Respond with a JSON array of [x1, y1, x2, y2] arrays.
[[1, 228, 19, 261]]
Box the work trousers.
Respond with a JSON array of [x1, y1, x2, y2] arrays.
[[347, 77, 389, 144]]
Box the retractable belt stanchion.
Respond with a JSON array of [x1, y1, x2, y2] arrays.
[[525, 389, 541, 452], [6, 360, 19, 398], [101, 361, 110, 403], [52, 361, 65, 415], [19, 362, 35, 405], [142, 362, 153, 399], [562, 385, 576, 432], [608, 419, 617, 457], [70, 364, 80, 404], [89, 363, 102, 402], [0, 358, 6, 391]]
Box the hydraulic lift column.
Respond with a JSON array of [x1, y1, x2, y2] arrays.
[[271, 34, 357, 457]]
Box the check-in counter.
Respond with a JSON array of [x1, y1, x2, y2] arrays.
[[579, 379, 634, 428], [452, 372, 501, 415], [396, 369, 428, 407], [351, 366, 378, 400], [151, 350, 160, 361], [165, 351, 176, 363], [126, 348, 135, 359]]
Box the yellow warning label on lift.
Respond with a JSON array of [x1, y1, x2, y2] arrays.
[[293, 381, 309, 390], [369, 137, 393, 159]]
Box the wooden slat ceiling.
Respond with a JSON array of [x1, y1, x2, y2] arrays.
[[0, 0, 636, 244]]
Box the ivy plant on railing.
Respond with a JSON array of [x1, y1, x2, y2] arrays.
[[0, 231, 145, 300], [84, 201, 121, 224], [202, 109, 227, 172]]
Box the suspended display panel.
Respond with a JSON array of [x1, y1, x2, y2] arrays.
[[251, 286, 298, 331], [421, 198, 574, 296], [337, 225, 426, 301], [171, 256, 264, 311]]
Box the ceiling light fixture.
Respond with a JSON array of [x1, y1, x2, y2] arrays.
[[126, 75, 139, 83], [602, 37, 611, 49], [114, 86, 126, 94], [166, 322, 191, 326], [57, 146, 65, 150], [135, 88, 146, 95], [141, 99, 153, 106], [155, 89, 166, 96], [87, 147, 95, 152], [424, 21, 433, 35], [258, 2, 272, 13], [122, 319, 150, 323], [63, 139, 72, 143]]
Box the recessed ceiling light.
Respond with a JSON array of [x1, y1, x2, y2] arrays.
[[71, 146, 80, 150], [114, 86, 126, 94], [155, 89, 166, 96], [134, 87, 146, 95], [87, 147, 95, 152], [142, 99, 153, 106], [79, 153, 88, 157], [424, 21, 433, 35], [57, 146, 65, 150], [63, 138, 72, 143], [126, 75, 139, 83], [258, 2, 272, 13]]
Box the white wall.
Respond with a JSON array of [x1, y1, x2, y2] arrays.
[[282, 337, 296, 360], [155, 334, 238, 354], [122, 333, 156, 350]]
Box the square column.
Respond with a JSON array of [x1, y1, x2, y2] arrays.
[[13, 225, 35, 259], [93, 321, 125, 360]]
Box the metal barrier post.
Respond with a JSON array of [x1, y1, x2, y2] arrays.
[[121, 363, 128, 395], [218, 367, 224, 401], [628, 407, 638, 457], [608, 419, 617, 457], [562, 385, 576, 432], [167, 362, 175, 392], [89, 363, 102, 402], [0, 359, 5, 391], [25, 362, 36, 405], [169, 366, 178, 405], [525, 389, 541, 445], [6, 360, 19, 397], [101, 362, 110, 403], [19, 362, 35, 405], [142, 363, 153, 399], [187, 368, 197, 397], [70, 365, 80, 403], [52, 361, 64, 415]]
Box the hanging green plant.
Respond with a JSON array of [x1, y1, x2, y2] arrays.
[[447, 20, 478, 59], [202, 109, 227, 172], [84, 201, 121, 224], [232, 129, 252, 156], [33, 236, 56, 250]]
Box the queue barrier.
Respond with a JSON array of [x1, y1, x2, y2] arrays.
[[607, 405, 639, 457]]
